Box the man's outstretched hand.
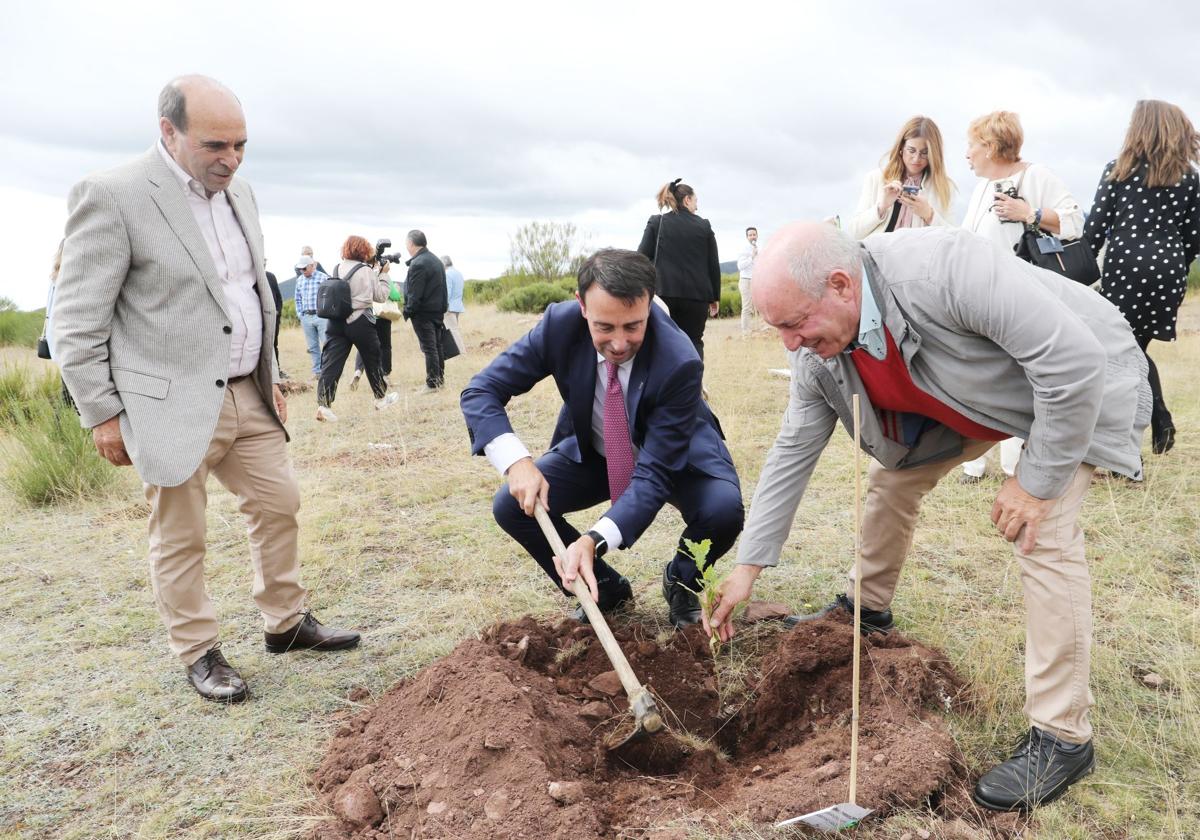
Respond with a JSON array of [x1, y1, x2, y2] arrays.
[[506, 457, 550, 516], [702, 563, 762, 643], [992, 476, 1056, 553]]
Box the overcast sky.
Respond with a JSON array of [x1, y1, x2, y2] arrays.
[[2, 1, 1198, 309]]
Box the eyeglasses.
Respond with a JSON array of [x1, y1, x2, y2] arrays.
[[903, 146, 930, 160]]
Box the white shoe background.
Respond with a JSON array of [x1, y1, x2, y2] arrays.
[[375, 392, 399, 410], [315, 406, 338, 422]]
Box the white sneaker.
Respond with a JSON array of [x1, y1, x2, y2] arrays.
[[315, 406, 338, 422], [349, 371, 361, 391], [374, 392, 399, 410]]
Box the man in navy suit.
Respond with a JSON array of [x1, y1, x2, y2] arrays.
[[461, 248, 744, 628]]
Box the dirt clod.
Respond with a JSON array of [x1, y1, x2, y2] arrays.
[[548, 781, 585, 805], [311, 615, 988, 839]]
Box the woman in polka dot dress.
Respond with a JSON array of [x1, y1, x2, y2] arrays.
[[1083, 100, 1200, 454]]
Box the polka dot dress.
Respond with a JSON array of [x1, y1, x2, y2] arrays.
[[1083, 160, 1200, 343]]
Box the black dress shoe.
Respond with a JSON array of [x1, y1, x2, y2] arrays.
[[186, 644, 248, 703], [264, 612, 361, 653], [782, 593, 894, 633], [572, 576, 633, 623], [661, 563, 703, 629], [973, 727, 1095, 811]]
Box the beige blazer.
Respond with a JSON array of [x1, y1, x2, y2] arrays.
[[54, 146, 282, 488], [847, 168, 954, 240], [736, 227, 1149, 568]]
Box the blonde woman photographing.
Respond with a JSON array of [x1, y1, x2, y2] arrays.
[[848, 115, 955, 239]]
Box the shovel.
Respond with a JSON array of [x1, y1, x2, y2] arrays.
[[776, 393, 875, 832], [533, 503, 664, 750]]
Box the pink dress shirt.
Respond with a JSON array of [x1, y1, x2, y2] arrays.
[[156, 142, 262, 378]]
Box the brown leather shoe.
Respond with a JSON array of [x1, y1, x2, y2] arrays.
[[186, 644, 248, 703], [264, 611, 361, 654]]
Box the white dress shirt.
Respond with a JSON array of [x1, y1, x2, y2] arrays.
[[737, 244, 757, 280], [157, 141, 262, 378], [484, 352, 638, 552]]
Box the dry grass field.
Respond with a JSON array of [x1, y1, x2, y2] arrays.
[[1, 301, 1197, 839]]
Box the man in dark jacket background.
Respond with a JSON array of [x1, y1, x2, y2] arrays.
[[403, 229, 449, 392]]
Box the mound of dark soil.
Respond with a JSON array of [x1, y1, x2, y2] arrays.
[[310, 612, 996, 839]]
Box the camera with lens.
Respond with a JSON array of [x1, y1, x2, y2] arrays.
[[374, 238, 403, 266]]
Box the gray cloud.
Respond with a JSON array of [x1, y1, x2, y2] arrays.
[[2, 1, 1198, 306]]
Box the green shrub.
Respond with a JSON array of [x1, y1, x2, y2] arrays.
[[718, 287, 742, 319], [279, 298, 299, 328], [0, 366, 60, 429], [1, 387, 114, 506], [496, 281, 575, 314], [1188, 258, 1199, 292], [466, 272, 576, 306], [0, 308, 44, 349]]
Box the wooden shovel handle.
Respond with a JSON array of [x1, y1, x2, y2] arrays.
[[533, 503, 650, 706]]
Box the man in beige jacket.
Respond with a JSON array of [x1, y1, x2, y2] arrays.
[[705, 223, 1148, 811], [54, 75, 360, 704]]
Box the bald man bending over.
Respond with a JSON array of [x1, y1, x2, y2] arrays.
[[54, 75, 359, 704], [704, 223, 1148, 811]]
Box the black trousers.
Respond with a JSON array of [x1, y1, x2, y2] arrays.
[[354, 317, 393, 375], [660, 296, 710, 361], [318, 315, 388, 406], [410, 314, 446, 388], [492, 449, 743, 595]]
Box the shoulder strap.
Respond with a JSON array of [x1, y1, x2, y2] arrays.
[[883, 200, 902, 233], [654, 213, 665, 264]]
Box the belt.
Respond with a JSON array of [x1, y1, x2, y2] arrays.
[[228, 373, 253, 385], [302, 310, 317, 315]]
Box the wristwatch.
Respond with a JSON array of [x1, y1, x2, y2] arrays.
[[585, 530, 608, 558]]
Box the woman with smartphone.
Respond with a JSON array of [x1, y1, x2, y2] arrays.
[[848, 115, 955, 239], [959, 110, 1085, 482]]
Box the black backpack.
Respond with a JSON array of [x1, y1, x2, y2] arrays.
[[316, 263, 363, 320]]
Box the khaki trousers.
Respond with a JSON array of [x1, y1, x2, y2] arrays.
[[144, 378, 305, 666], [852, 438, 1096, 742]]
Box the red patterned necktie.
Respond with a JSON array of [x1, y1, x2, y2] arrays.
[[603, 361, 635, 502]]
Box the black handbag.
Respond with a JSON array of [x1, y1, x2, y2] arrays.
[[440, 324, 461, 360], [1010, 170, 1100, 285], [1014, 229, 1100, 286]]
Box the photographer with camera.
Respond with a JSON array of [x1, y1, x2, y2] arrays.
[[315, 235, 399, 421], [960, 110, 1085, 481], [848, 116, 955, 239], [351, 241, 403, 391]]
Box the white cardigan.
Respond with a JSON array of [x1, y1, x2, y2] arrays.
[[847, 168, 954, 240], [962, 162, 1084, 252]]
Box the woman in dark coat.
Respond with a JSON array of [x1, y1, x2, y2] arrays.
[[1084, 100, 1200, 454], [637, 179, 721, 360]]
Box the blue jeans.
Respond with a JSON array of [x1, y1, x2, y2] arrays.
[[299, 313, 327, 375]]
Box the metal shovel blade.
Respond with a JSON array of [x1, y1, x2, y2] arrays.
[[603, 686, 664, 750], [775, 802, 873, 831]]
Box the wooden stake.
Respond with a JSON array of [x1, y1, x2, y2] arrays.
[[849, 393, 863, 806]]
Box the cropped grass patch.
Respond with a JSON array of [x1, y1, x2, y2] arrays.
[[0, 370, 113, 506], [0, 364, 61, 428]]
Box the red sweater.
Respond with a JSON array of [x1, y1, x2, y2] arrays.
[[849, 327, 1007, 443]]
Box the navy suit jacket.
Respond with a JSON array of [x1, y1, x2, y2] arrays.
[[461, 300, 738, 547]]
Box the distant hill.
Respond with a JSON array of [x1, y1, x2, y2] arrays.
[[277, 276, 297, 301], [719, 260, 737, 274]]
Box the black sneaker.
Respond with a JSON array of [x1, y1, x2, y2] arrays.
[[973, 727, 1095, 811], [782, 593, 894, 633], [661, 563, 703, 629], [572, 575, 633, 623]]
